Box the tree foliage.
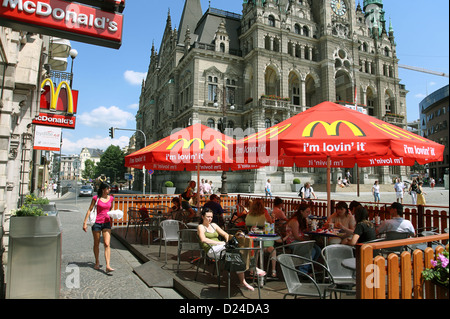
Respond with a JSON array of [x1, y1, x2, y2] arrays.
[[95, 145, 126, 183], [82, 159, 96, 181]]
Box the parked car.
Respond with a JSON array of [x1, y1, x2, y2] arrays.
[[79, 185, 93, 197]]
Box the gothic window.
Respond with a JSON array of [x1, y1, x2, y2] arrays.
[[268, 15, 275, 27], [220, 43, 225, 53], [363, 42, 368, 52], [303, 26, 309, 37], [384, 47, 390, 57], [294, 24, 301, 34], [295, 44, 301, 58], [207, 118, 215, 128], [265, 36, 271, 50], [273, 37, 280, 52], [208, 76, 218, 102], [265, 119, 272, 129], [288, 42, 293, 56]]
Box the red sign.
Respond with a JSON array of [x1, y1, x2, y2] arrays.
[[33, 113, 76, 129], [0, 0, 124, 49], [40, 79, 78, 114]]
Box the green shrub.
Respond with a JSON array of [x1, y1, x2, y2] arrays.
[[293, 178, 301, 184], [13, 205, 45, 217], [164, 181, 174, 187]]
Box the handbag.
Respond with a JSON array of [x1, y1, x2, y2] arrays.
[[223, 250, 246, 272], [87, 197, 99, 226]]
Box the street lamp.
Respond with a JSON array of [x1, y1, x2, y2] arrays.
[[214, 84, 234, 194], [69, 48, 78, 88]]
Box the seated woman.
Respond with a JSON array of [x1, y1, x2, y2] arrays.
[[245, 198, 278, 278], [231, 199, 252, 228], [326, 201, 356, 244], [197, 208, 264, 291], [342, 206, 376, 245], [168, 197, 187, 221], [284, 203, 321, 267], [272, 197, 288, 238]]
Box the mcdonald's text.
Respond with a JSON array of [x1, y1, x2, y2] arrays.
[[33, 113, 76, 129]]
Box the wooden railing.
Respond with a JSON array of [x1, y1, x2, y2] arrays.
[[356, 234, 449, 299]]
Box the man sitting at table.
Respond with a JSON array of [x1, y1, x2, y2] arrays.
[[203, 194, 226, 228], [376, 202, 415, 236]]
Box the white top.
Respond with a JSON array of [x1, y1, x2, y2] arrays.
[[265, 182, 271, 192], [394, 182, 405, 192], [377, 217, 415, 236], [303, 186, 314, 198], [372, 184, 380, 193]]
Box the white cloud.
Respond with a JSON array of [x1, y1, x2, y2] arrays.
[[62, 135, 130, 155], [414, 93, 426, 99], [124, 70, 147, 85], [429, 81, 437, 87], [127, 103, 139, 110], [78, 106, 135, 128]]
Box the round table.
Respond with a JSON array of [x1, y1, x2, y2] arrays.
[[247, 234, 281, 285], [341, 258, 356, 271]]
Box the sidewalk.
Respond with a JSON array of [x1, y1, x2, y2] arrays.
[[39, 191, 184, 299]]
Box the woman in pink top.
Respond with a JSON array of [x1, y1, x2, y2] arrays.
[[83, 183, 115, 273]]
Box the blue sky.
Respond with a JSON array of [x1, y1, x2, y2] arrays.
[[61, 0, 449, 155]]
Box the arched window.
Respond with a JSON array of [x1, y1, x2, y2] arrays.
[[265, 119, 272, 129], [207, 118, 215, 128], [294, 24, 301, 34], [265, 35, 271, 50], [303, 26, 309, 37], [273, 38, 280, 52], [268, 15, 275, 27], [220, 43, 225, 53]]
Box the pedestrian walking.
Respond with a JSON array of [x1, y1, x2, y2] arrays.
[[83, 182, 115, 273], [53, 182, 57, 194], [372, 180, 380, 203], [394, 178, 405, 204], [265, 179, 273, 199], [416, 181, 427, 205], [408, 179, 418, 205]]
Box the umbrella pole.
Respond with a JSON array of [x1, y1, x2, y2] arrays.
[[327, 156, 331, 217], [197, 163, 200, 212], [357, 164, 360, 197]]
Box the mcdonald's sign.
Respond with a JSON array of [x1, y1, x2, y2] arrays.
[[167, 138, 205, 150], [32, 78, 77, 129], [302, 120, 366, 138]]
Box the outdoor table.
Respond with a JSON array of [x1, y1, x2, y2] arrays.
[[305, 229, 347, 246], [247, 233, 281, 286], [187, 222, 199, 229]]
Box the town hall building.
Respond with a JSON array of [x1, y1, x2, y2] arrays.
[[135, 0, 409, 193]]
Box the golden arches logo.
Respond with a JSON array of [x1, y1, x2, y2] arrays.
[[244, 124, 292, 142], [135, 140, 166, 155], [216, 139, 234, 149], [302, 121, 365, 138], [41, 79, 74, 115], [370, 122, 427, 142], [167, 138, 205, 150]]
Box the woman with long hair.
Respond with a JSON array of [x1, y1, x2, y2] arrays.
[[245, 198, 277, 277], [83, 182, 115, 273], [342, 206, 376, 245], [197, 208, 265, 291]]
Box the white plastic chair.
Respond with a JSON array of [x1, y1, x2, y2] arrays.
[[159, 220, 185, 265]]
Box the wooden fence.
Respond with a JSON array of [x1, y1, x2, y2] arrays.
[[356, 234, 449, 299]]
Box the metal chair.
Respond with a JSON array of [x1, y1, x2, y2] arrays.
[[159, 220, 186, 265], [379, 231, 410, 255], [321, 244, 356, 296], [410, 227, 443, 251], [125, 208, 142, 240], [277, 254, 341, 299], [195, 241, 223, 290], [143, 216, 162, 247], [266, 240, 317, 279], [177, 229, 203, 273]]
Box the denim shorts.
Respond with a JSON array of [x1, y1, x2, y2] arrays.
[[92, 222, 111, 232]]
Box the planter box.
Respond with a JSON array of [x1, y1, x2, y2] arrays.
[[291, 184, 302, 192], [162, 187, 176, 195], [7, 215, 62, 299]]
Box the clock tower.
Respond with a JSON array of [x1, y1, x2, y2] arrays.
[[364, 0, 386, 38]]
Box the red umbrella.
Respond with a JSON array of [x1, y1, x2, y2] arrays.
[[234, 101, 445, 215], [125, 123, 260, 202]]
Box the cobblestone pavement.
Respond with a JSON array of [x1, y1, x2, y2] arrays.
[[51, 192, 183, 299]]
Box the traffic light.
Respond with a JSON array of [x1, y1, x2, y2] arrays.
[[109, 127, 115, 139]]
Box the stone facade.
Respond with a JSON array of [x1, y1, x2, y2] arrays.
[[136, 0, 409, 193]]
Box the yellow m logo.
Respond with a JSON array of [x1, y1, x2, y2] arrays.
[[370, 122, 427, 142], [302, 121, 365, 137], [167, 138, 205, 150], [244, 124, 292, 142], [41, 79, 74, 115]]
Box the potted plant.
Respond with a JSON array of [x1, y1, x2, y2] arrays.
[[7, 194, 62, 298], [162, 181, 176, 194], [422, 250, 449, 297], [291, 178, 302, 192]]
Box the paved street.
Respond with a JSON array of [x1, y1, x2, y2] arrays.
[[47, 184, 448, 299], [51, 190, 183, 299]]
